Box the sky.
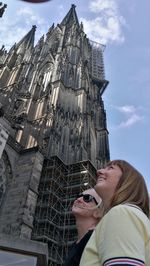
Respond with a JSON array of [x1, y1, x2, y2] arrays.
[[0, 0, 150, 193]]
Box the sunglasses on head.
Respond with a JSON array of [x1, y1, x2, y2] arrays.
[[77, 193, 98, 205]]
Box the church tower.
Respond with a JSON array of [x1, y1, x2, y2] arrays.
[[0, 5, 110, 265]]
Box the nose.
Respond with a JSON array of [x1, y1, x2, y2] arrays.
[[74, 197, 83, 204], [97, 168, 105, 177]]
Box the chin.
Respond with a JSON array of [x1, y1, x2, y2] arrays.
[[94, 184, 102, 196], [72, 205, 84, 213]]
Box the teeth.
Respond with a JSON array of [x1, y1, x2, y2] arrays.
[[98, 177, 104, 181], [74, 204, 83, 207]]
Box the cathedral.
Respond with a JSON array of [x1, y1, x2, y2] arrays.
[[0, 4, 110, 265]]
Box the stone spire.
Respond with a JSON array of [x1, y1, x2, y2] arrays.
[[60, 4, 79, 27], [16, 25, 36, 53], [0, 2, 7, 18]]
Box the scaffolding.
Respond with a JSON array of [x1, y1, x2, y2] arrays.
[[89, 40, 108, 96], [32, 156, 97, 266], [90, 40, 106, 81]]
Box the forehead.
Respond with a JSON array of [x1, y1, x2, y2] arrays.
[[83, 189, 93, 195], [106, 162, 121, 169], [104, 163, 123, 176]]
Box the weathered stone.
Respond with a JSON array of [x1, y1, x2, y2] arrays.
[[0, 5, 110, 266]]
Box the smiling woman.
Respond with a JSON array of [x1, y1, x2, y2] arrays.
[[63, 188, 103, 266], [80, 160, 150, 266]]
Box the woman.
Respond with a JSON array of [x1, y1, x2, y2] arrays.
[[63, 188, 103, 266], [80, 160, 150, 266]]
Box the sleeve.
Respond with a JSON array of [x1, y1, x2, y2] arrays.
[[96, 205, 145, 266]]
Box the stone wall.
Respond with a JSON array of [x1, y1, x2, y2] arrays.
[[0, 147, 44, 239]]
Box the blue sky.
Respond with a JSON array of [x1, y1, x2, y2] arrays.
[[1, 0, 150, 193]]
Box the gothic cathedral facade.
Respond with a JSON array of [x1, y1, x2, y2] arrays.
[[0, 5, 110, 265]]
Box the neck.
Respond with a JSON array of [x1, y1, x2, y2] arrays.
[[75, 217, 96, 243], [99, 192, 113, 212], [102, 199, 111, 211]]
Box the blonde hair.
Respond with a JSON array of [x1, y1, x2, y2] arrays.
[[106, 160, 150, 218]]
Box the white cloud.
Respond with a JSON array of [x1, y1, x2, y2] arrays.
[[116, 105, 137, 114], [80, 0, 126, 44], [117, 113, 142, 128], [0, 1, 126, 49], [89, 0, 118, 14], [0, 7, 48, 50], [115, 105, 144, 128], [16, 7, 45, 25]]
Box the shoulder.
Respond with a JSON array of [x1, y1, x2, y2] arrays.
[[105, 204, 149, 224], [106, 204, 147, 219], [94, 205, 150, 265], [96, 204, 150, 241]]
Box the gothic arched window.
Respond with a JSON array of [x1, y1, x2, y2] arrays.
[[0, 151, 12, 207]]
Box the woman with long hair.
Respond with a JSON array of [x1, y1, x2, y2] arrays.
[[80, 160, 150, 266]]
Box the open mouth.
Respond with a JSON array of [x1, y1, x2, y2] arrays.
[[97, 177, 105, 182], [73, 203, 84, 208]]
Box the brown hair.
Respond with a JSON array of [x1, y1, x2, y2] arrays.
[[106, 160, 150, 218]]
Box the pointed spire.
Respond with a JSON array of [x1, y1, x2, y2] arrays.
[[46, 23, 55, 40], [0, 45, 5, 56], [47, 23, 54, 35], [80, 22, 84, 31], [16, 25, 36, 53], [60, 4, 79, 27], [0, 2, 7, 18], [37, 35, 44, 45], [35, 34, 44, 50], [0, 45, 7, 66]]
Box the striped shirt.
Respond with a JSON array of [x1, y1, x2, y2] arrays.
[[104, 257, 144, 266]]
